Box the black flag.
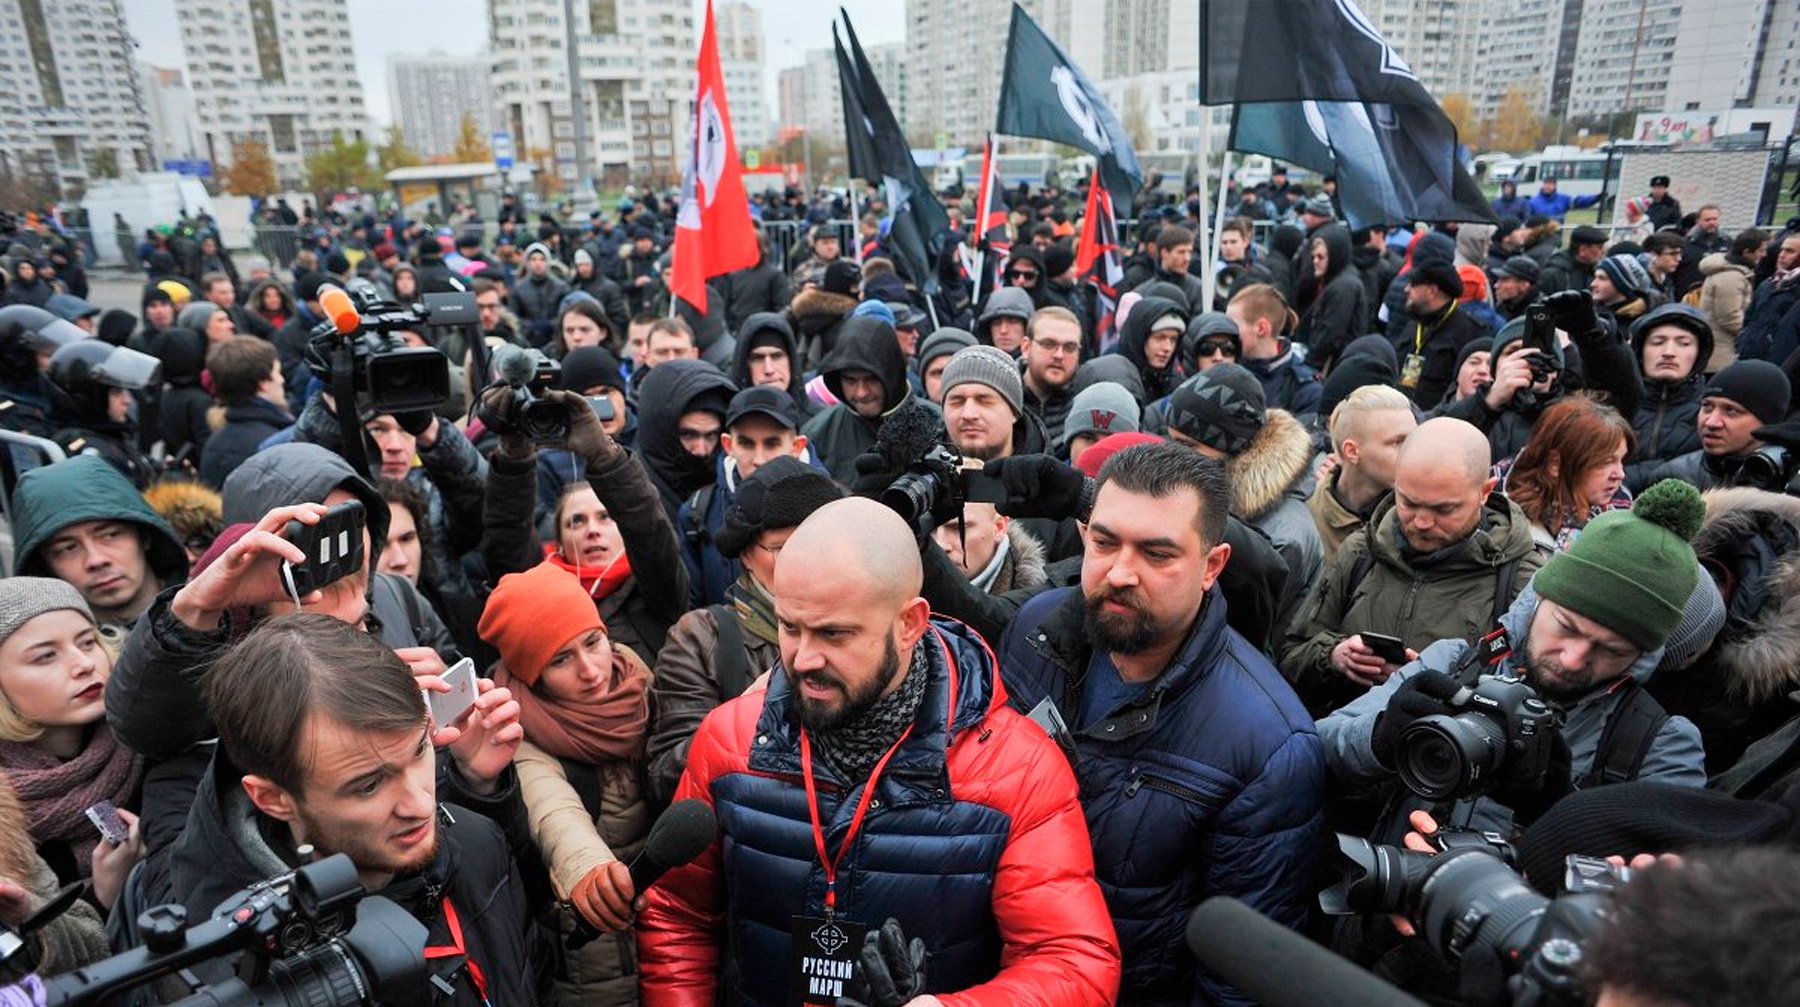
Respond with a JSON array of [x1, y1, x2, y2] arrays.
[[995, 3, 1143, 214], [835, 11, 948, 296], [1200, 0, 1495, 228]]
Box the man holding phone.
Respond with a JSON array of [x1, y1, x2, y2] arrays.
[[1280, 418, 1547, 716]]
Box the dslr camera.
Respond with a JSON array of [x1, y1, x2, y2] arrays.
[[1392, 627, 1558, 802], [16, 854, 426, 1007], [1322, 835, 1630, 1007], [304, 281, 474, 415]]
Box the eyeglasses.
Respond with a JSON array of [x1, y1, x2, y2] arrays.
[[751, 537, 791, 556], [1196, 340, 1238, 358], [1030, 337, 1081, 356], [1005, 269, 1039, 281]]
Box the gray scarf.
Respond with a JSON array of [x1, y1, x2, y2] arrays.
[[811, 644, 930, 781]]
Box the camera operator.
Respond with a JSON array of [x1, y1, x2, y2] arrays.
[[124, 613, 532, 1006], [1318, 479, 1711, 848], [1644, 359, 1792, 491], [1431, 291, 1643, 463]]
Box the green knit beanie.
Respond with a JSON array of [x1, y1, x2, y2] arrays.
[[1532, 480, 1704, 651]]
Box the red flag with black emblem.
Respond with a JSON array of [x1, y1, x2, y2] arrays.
[[672, 0, 758, 311], [1074, 165, 1124, 351]]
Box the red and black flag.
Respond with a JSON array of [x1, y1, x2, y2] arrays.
[[1074, 166, 1125, 353]]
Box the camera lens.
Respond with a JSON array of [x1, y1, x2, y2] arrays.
[[1398, 714, 1508, 801], [879, 471, 939, 525], [1413, 848, 1547, 963], [520, 398, 568, 443]]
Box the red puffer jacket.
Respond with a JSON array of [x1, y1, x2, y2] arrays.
[[638, 617, 1120, 1007]]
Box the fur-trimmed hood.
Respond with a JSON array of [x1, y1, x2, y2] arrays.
[[992, 521, 1050, 595], [788, 288, 858, 332], [1225, 407, 1312, 521], [1692, 487, 1800, 702]]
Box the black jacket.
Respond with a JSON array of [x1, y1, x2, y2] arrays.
[[1627, 372, 1706, 491], [729, 311, 816, 421], [200, 399, 294, 488], [1537, 250, 1593, 296], [1298, 225, 1369, 370], [1390, 299, 1491, 409], [802, 316, 935, 485], [712, 258, 793, 334], [632, 359, 738, 519]]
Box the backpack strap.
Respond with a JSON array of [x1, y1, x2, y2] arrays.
[[1582, 679, 1671, 789], [682, 484, 715, 550], [709, 603, 752, 699], [1490, 555, 1522, 627]]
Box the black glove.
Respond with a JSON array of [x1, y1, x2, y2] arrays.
[[981, 454, 1093, 521], [475, 382, 520, 437], [1541, 289, 1597, 339], [851, 448, 907, 499], [393, 410, 436, 437], [1371, 670, 1463, 771], [1491, 730, 1573, 828], [835, 918, 927, 1007]]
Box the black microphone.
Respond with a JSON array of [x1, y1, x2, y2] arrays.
[[873, 401, 942, 468], [567, 799, 717, 949], [1184, 897, 1429, 1007]]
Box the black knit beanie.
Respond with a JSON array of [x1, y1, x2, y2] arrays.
[[713, 456, 844, 558]]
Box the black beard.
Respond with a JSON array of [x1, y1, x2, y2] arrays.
[[796, 633, 902, 733], [1083, 587, 1162, 655]]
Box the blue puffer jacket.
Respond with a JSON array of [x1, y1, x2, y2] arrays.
[[1000, 587, 1325, 1006], [640, 616, 1121, 1006]]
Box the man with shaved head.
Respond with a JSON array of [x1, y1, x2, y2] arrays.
[[1280, 417, 1548, 715], [999, 441, 1325, 1004], [639, 497, 1121, 1006]]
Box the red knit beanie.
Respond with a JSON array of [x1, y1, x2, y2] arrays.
[[478, 562, 605, 686], [1075, 432, 1164, 478]]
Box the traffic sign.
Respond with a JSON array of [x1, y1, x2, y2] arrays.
[[493, 131, 515, 170]]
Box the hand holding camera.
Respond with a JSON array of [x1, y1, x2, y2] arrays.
[[1483, 349, 1542, 411], [1541, 289, 1597, 339], [170, 503, 333, 631], [1370, 670, 1462, 772], [981, 455, 1093, 521]]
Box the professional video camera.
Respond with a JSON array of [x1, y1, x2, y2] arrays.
[[870, 406, 1009, 536], [8, 854, 426, 1007], [303, 281, 474, 417], [1393, 628, 1559, 802], [1321, 834, 1631, 1007]]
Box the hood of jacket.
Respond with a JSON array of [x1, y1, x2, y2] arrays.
[[1699, 252, 1751, 279], [220, 441, 390, 560], [1410, 230, 1456, 271], [788, 287, 858, 340], [1114, 294, 1187, 399], [12, 454, 188, 582], [1317, 334, 1401, 417], [1690, 487, 1800, 703], [1455, 224, 1497, 268], [1224, 407, 1313, 521], [1314, 223, 1355, 284], [820, 316, 910, 412], [1367, 490, 1539, 575], [1071, 354, 1149, 404], [636, 359, 738, 499], [731, 311, 804, 400], [976, 286, 1035, 343], [994, 521, 1049, 594]]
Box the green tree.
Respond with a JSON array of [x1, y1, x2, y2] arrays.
[[218, 138, 278, 196], [88, 148, 120, 180], [304, 132, 379, 197], [452, 113, 492, 163], [377, 124, 423, 175]]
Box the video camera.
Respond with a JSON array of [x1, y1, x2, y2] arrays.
[[480, 344, 570, 444], [1321, 835, 1631, 1007], [303, 281, 474, 416], [11, 854, 426, 1007]]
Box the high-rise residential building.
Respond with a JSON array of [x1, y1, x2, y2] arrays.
[[1563, 0, 1684, 119], [1469, 0, 1566, 121], [388, 54, 494, 159], [488, 0, 696, 191], [141, 64, 203, 165], [1666, 0, 1800, 113], [0, 0, 152, 196], [787, 42, 905, 150], [776, 65, 806, 135], [715, 1, 769, 147], [906, 0, 1051, 148], [1359, 0, 1486, 112], [174, 0, 368, 191]]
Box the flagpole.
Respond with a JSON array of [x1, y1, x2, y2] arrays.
[[1196, 104, 1214, 312], [1207, 149, 1233, 313], [971, 133, 991, 298]]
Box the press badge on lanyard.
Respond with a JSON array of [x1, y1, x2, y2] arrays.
[[1400, 352, 1425, 389], [787, 723, 912, 1006]]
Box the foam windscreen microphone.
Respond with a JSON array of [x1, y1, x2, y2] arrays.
[[873, 401, 942, 469], [316, 285, 360, 335], [1185, 897, 1429, 1007], [490, 343, 538, 387], [567, 799, 716, 950]]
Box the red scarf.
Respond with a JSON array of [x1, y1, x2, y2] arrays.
[[542, 542, 634, 602], [491, 645, 652, 764]]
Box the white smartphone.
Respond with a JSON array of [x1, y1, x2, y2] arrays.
[[426, 657, 479, 728]]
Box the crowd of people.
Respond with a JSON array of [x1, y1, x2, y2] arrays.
[[0, 167, 1798, 1007]]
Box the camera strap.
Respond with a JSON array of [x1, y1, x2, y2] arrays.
[[330, 342, 371, 477], [423, 896, 491, 1005], [1451, 625, 1514, 685]]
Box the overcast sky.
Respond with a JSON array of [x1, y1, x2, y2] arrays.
[[124, 0, 905, 127]]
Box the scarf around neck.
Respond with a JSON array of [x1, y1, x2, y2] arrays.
[[492, 644, 652, 765], [810, 643, 931, 782], [544, 541, 634, 602], [728, 573, 779, 646], [0, 725, 143, 879]]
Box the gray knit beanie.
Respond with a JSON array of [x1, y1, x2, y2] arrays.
[[0, 577, 95, 648], [940, 345, 1024, 416], [1060, 381, 1142, 452]]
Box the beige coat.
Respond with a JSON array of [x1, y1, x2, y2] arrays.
[[1700, 252, 1756, 371], [512, 645, 655, 1007]]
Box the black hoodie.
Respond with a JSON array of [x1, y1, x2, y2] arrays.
[[635, 359, 737, 517], [1113, 295, 1187, 403], [802, 316, 934, 484], [1297, 223, 1368, 371], [149, 326, 213, 466], [730, 311, 815, 420]]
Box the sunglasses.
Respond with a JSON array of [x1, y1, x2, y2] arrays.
[[1196, 340, 1238, 358], [1005, 269, 1039, 281]]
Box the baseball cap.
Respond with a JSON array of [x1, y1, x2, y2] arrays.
[[725, 385, 799, 431]]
